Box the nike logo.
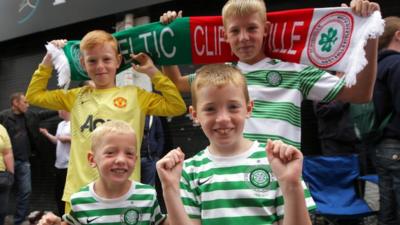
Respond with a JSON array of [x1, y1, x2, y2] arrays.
[[197, 176, 212, 186], [86, 216, 101, 224]]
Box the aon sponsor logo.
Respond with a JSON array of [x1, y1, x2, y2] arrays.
[[80, 115, 111, 132]]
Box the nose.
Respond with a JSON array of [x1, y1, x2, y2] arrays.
[[239, 30, 250, 42], [216, 109, 230, 123], [115, 153, 126, 164]]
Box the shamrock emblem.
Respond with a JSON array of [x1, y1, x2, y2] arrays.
[[318, 27, 338, 52]]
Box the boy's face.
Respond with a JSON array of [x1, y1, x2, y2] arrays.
[[80, 44, 122, 89], [88, 132, 137, 185], [190, 83, 252, 153], [224, 13, 270, 64]]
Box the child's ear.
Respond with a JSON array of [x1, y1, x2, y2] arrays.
[[88, 151, 96, 168], [116, 54, 122, 69], [264, 21, 271, 37], [189, 105, 199, 124], [223, 28, 228, 42], [246, 100, 254, 118], [79, 56, 87, 72]]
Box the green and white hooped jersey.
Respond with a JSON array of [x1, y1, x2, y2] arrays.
[[180, 141, 316, 225], [189, 58, 344, 149], [69, 181, 165, 225]]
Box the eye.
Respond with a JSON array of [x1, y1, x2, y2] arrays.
[[228, 103, 241, 111]]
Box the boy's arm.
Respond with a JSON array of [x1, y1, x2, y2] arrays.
[[26, 41, 78, 111], [266, 140, 312, 225], [131, 53, 187, 116], [39, 128, 58, 144], [162, 65, 191, 93], [335, 0, 380, 103], [157, 148, 201, 225]]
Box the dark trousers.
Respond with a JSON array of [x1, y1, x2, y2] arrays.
[[375, 138, 400, 225], [54, 168, 67, 216]]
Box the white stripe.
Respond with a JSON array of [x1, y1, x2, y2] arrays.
[[185, 157, 267, 173], [244, 117, 301, 142], [201, 189, 277, 202], [202, 206, 276, 219], [248, 85, 303, 107], [307, 72, 341, 101]]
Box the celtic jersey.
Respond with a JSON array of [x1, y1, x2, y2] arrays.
[[189, 58, 344, 149], [26, 64, 186, 204], [180, 141, 315, 225], [70, 181, 165, 225]]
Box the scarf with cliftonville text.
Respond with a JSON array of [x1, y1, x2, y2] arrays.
[[48, 7, 384, 88]]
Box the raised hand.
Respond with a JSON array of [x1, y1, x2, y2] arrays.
[[160, 10, 183, 24], [265, 140, 303, 184], [37, 212, 62, 225], [156, 147, 185, 190], [343, 0, 380, 17], [130, 52, 159, 78]]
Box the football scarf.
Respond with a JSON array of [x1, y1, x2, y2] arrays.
[[48, 7, 383, 88]]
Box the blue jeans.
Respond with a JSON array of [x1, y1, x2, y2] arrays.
[[14, 161, 31, 225], [0, 182, 12, 225], [141, 157, 158, 186], [375, 139, 400, 225]]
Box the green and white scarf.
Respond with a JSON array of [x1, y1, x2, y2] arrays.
[[48, 7, 384, 88]]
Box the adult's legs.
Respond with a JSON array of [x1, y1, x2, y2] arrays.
[[14, 161, 31, 225], [376, 139, 400, 225], [54, 168, 67, 216], [140, 157, 157, 186]]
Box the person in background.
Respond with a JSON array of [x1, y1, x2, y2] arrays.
[[141, 115, 164, 186], [39, 110, 71, 216], [373, 16, 400, 225], [0, 124, 14, 225], [0, 92, 56, 225]]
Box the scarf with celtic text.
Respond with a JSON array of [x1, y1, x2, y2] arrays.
[[48, 7, 384, 88]]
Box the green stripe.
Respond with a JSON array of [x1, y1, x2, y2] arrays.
[[252, 100, 301, 127], [185, 165, 271, 178], [322, 78, 345, 102], [243, 133, 300, 149], [202, 198, 276, 210], [299, 66, 325, 97], [74, 206, 155, 218], [201, 215, 279, 225], [182, 180, 279, 193]]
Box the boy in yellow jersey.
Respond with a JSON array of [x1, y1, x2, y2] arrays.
[[26, 30, 186, 212], [157, 64, 313, 225], [161, 0, 380, 149]]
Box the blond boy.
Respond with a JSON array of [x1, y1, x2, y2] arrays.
[[161, 0, 380, 149], [157, 64, 313, 225], [26, 30, 186, 211], [38, 120, 169, 225]]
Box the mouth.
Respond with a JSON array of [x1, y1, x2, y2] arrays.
[[214, 128, 234, 135], [111, 168, 128, 174]]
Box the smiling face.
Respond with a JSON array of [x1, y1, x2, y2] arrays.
[[80, 43, 121, 89], [191, 82, 252, 155], [89, 130, 137, 187], [224, 13, 269, 65]]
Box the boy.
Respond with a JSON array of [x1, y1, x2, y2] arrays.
[[38, 120, 169, 225], [161, 0, 380, 149], [157, 64, 313, 225], [25, 30, 187, 212]]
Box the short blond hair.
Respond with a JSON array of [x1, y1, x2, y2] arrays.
[[222, 0, 267, 27], [191, 64, 249, 108], [379, 16, 400, 50], [80, 30, 119, 55], [91, 120, 136, 152]]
